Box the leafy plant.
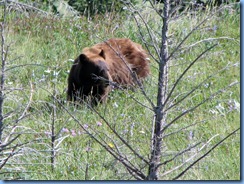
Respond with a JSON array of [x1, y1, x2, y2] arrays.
[[67, 0, 138, 17]]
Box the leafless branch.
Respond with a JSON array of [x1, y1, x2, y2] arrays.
[[162, 120, 205, 139], [17, 82, 33, 122], [161, 134, 220, 177], [157, 141, 202, 168], [43, 88, 148, 179], [165, 61, 238, 112], [147, 0, 164, 19], [181, 37, 238, 51], [88, 105, 150, 165], [0, 145, 16, 170], [102, 38, 156, 110], [5, 63, 45, 72], [133, 16, 160, 63], [126, 1, 161, 62], [161, 81, 239, 133], [163, 44, 218, 108], [167, 6, 230, 61], [0, 0, 49, 16], [172, 128, 240, 180]]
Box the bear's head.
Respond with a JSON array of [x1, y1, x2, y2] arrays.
[[67, 49, 112, 104]]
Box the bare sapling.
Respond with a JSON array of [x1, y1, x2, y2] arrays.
[[44, 0, 239, 180]]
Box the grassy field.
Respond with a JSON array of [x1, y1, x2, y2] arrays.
[[0, 2, 240, 180]]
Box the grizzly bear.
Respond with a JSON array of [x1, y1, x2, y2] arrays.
[[67, 38, 150, 105]]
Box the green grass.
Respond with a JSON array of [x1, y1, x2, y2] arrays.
[[0, 3, 240, 180]]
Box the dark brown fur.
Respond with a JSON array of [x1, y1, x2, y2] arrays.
[[67, 38, 150, 105]]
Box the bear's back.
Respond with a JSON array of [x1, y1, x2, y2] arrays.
[[82, 38, 150, 86], [101, 38, 149, 72]]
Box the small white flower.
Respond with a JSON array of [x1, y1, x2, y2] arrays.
[[113, 102, 118, 108], [44, 68, 51, 73], [209, 109, 218, 115], [139, 130, 145, 134], [53, 70, 60, 77], [216, 103, 225, 115]]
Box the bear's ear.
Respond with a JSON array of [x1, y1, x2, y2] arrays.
[[99, 49, 106, 59], [78, 54, 88, 61]]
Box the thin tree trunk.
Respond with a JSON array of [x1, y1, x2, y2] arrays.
[[147, 0, 169, 180], [0, 0, 7, 143]]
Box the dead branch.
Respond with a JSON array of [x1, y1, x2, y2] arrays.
[[172, 128, 240, 180], [127, 2, 161, 63], [167, 5, 230, 61], [102, 38, 156, 110], [0, 0, 49, 16], [163, 44, 218, 108], [43, 88, 148, 179], [161, 134, 220, 177], [157, 141, 202, 168], [161, 81, 239, 134], [165, 61, 238, 112]]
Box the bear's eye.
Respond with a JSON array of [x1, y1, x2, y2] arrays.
[[97, 60, 108, 71]]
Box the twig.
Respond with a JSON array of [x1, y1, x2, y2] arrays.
[[17, 82, 33, 122], [163, 44, 218, 109], [0, 0, 49, 16], [89, 104, 150, 165], [181, 37, 238, 51], [85, 140, 91, 180], [128, 3, 161, 63], [157, 141, 202, 169], [167, 6, 229, 61], [173, 128, 240, 180], [102, 38, 155, 110], [162, 120, 205, 139], [5, 63, 45, 72], [0, 146, 16, 170], [165, 61, 237, 112], [43, 88, 147, 179], [147, 0, 164, 19], [161, 81, 239, 133], [161, 134, 220, 177]]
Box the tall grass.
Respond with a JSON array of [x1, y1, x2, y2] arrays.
[[0, 2, 240, 180]]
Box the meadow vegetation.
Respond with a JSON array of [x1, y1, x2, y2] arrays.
[[0, 1, 240, 180]]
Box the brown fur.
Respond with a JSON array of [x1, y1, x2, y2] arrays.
[[67, 38, 150, 105]]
